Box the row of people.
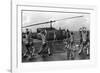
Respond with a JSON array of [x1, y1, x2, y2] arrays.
[[22, 28, 90, 60], [64, 28, 90, 60]]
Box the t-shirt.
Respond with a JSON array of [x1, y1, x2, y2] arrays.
[[82, 32, 87, 42], [38, 33, 46, 44]]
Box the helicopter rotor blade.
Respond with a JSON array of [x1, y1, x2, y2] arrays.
[[22, 15, 83, 28], [22, 20, 56, 28], [22, 21, 50, 28], [55, 15, 83, 22]]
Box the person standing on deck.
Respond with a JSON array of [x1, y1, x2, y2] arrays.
[[70, 32, 74, 47], [25, 29, 31, 55], [64, 29, 70, 51], [38, 30, 51, 56], [68, 32, 75, 60], [79, 28, 83, 45], [86, 31, 90, 56], [79, 27, 88, 56], [78, 28, 83, 54], [64, 29, 72, 60], [66, 29, 71, 46], [82, 27, 87, 48]]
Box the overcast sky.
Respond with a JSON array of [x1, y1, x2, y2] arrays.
[[22, 11, 90, 32]]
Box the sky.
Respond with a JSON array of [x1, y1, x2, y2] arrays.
[[22, 11, 90, 32]]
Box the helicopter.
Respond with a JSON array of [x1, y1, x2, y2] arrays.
[[22, 15, 84, 41]]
